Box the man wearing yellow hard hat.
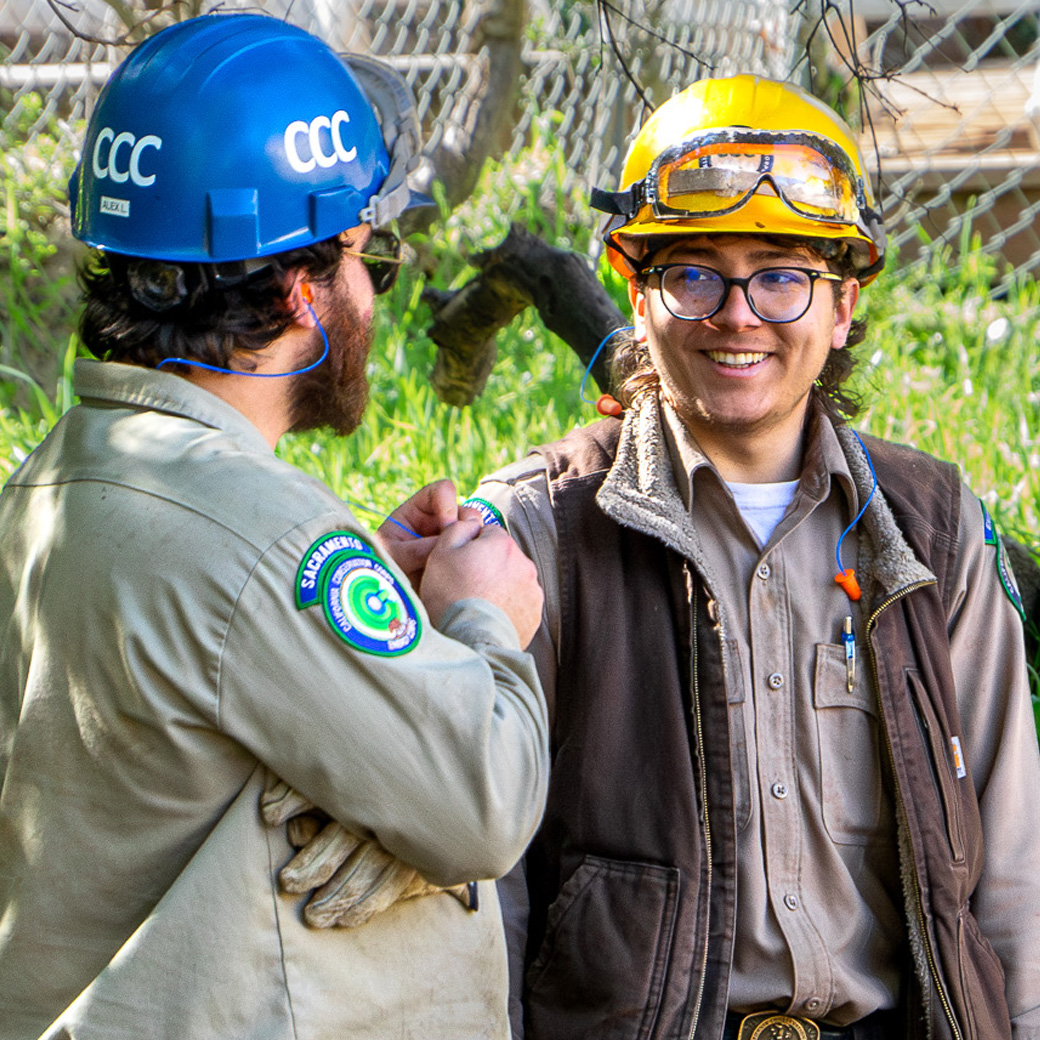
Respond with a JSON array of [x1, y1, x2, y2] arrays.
[[476, 76, 1040, 1039]]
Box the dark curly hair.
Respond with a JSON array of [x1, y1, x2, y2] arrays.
[[77, 236, 346, 370], [610, 234, 869, 422]]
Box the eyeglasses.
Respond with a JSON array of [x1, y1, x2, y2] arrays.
[[345, 228, 404, 295], [641, 263, 843, 324]]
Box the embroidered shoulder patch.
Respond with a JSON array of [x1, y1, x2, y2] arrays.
[[461, 495, 505, 529], [294, 532, 421, 655], [979, 500, 1026, 622], [997, 540, 1027, 623], [980, 499, 998, 547]]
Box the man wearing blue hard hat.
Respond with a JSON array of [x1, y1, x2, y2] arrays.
[[0, 14, 548, 1039]]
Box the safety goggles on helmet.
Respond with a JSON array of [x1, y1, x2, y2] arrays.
[[594, 129, 875, 232]]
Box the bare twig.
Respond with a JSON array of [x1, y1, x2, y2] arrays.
[[585, 0, 980, 216], [45, 0, 226, 46]]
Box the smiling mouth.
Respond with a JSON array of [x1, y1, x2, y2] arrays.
[[705, 350, 768, 369]]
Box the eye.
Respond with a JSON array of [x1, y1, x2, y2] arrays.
[[676, 265, 720, 286], [756, 268, 809, 290]]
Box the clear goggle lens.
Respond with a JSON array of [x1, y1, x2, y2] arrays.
[[647, 130, 862, 226]]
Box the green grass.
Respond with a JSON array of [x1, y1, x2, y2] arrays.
[[854, 245, 1040, 544], [0, 94, 78, 410]]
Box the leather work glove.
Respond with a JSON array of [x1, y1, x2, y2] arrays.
[[260, 778, 477, 928]]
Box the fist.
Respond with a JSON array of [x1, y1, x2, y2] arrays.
[[420, 519, 543, 648]]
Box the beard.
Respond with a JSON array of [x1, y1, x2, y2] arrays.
[[287, 288, 372, 437]]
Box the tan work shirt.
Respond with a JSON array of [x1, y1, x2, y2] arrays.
[[0, 360, 549, 1040], [479, 396, 1040, 1036]]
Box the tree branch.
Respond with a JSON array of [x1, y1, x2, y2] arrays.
[[421, 223, 627, 407]]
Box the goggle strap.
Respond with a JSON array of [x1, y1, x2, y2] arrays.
[[359, 180, 413, 227], [590, 184, 641, 218], [856, 253, 886, 282]]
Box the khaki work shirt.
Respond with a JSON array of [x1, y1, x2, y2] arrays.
[[479, 396, 1040, 1037], [0, 360, 549, 1040]]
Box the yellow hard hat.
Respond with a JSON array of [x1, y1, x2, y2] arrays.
[[592, 75, 886, 284]]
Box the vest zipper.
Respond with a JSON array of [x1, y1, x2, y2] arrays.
[[867, 581, 964, 1040], [687, 583, 712, 1040]]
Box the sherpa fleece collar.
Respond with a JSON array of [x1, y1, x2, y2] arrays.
[[595, 392, 935, 610]]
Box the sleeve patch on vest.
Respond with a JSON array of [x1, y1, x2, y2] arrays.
[[979, 500, 1025, 621], [980, 499, 998, 547], [997, 540, 1026, 623], [294, 532, 421, 655]]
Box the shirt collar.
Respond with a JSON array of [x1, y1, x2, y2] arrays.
[[600, 390, 934, 604], [660, 392, 860, 518], [72, 358, 274, 456]]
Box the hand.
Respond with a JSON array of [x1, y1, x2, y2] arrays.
[[281, 822, 475, 928], [260, 778, 474, 928], [419, 518, 544, 648], [378, 480, 463, 591]]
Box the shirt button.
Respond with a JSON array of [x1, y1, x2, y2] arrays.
[[757, 563, 771, 580], [771, 782, 789, 799], [806, 998, 821, 1013], [784, 894, 800, 911], [768, 672, 785, 690]]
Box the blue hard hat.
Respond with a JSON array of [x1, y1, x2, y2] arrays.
[[69, 14, 427, 262]]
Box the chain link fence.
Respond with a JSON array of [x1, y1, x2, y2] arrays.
[[3, 0, 1039, 336]]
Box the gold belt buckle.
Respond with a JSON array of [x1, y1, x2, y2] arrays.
[[736, 1011, 822, 1040]]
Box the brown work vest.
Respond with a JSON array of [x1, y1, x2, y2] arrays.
[[521, 417, 1009, 1040]]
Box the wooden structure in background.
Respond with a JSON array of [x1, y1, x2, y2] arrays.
[[862, 63, 1040, 270]]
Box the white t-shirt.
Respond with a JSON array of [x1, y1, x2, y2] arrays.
[[726, 478, 799, 545]]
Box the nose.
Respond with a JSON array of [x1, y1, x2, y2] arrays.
[[710, 278, 760, 328]]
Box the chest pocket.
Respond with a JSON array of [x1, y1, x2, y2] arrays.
[[814, 642, 883, 845]]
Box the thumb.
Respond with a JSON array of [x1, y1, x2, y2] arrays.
[[432, 517, 482, 551]]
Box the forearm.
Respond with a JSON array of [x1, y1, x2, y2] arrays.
[[219, 527, 548, 886], [417, 598, 549, 884]]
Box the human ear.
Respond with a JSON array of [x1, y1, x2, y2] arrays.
[[287, 275, 318, 328], [831, 278, 860, 350]]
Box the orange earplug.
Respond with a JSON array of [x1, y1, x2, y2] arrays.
[[835, 568, 862, 601], [300, 283, 313, 304], [596, 394, 623, 418]]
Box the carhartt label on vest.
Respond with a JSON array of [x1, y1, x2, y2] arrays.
[[100, 196, 130, 217], [951, 735, 967, 779]]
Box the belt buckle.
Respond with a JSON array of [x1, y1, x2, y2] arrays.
[[736, 1011, 822, 1040]]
